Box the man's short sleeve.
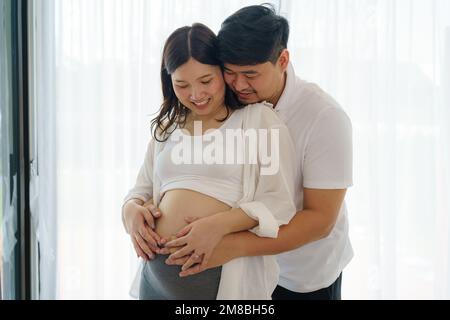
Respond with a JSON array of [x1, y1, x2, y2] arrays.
[[303, 107, 353, 189]]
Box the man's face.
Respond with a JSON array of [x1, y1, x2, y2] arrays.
[[223, 51, 289, 105]]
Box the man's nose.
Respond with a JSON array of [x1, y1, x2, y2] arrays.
[[233, 75, 250, 92]]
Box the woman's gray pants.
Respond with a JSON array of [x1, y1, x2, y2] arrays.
[[139, 254, 222, 300]]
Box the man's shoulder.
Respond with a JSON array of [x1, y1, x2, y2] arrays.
[[288, 77, 349, 121], [296, 78, 340, 109], [242, 102, 285, 127], [242, 101, 276, 116], [285, 63, 341, 113]]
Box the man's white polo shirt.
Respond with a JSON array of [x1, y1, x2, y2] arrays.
[[273, 63, 354, 293]]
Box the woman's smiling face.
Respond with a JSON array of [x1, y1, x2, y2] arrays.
[[171, 58, 226, 117]]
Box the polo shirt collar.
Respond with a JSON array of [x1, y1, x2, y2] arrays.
[[272, 62, 298, 120]]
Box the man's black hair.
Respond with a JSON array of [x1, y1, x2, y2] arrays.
[[218, 3, 289, 65]]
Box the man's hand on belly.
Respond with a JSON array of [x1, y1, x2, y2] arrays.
[[160, 217, 241, 277], [161, 215, 227, 272], [164, 232, 240, 277]]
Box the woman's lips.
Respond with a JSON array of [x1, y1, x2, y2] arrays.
[[190, 98, 210, 110]]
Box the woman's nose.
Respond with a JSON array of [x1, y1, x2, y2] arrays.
[[190, 88, 206, 101]]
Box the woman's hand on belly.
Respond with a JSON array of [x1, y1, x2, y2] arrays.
[[122, 199, 163, 260]]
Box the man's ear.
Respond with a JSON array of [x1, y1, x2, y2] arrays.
[[278, 49, 290, 72]]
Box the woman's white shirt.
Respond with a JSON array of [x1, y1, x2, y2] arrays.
[[124, 102, 297, 299]]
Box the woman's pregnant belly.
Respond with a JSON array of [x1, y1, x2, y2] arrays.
[[155, 189, 231, 239]]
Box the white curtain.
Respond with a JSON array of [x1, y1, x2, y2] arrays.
[[32, 0, 450, 299], [281, 0, 450, 299], [33, 0, 276, 300]]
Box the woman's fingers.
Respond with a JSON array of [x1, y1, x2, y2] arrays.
[[134, 233, 155, 260], [145, 204, 161, 219], [131, 236, 147, 260], [138, 226, 159, 250], [147, 226, 161, 245], [139, 210, 162, 246], [142, 209, 156, 229], [152, 232, 163, 248]]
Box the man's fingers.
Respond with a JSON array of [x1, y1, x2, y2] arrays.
[[165, 255, 189, 266], [169, 246, 179, 254], [200, 253, 210, 269], [134, 233, 155, 260], [159, 247, 170, 255], [159, 244, 183, 255], [165, 235, 188, 248], [175, 225, 192, 238], [181, 253, 202, 271], [179, 264, 204, 277], [168, 246, 192, 260]]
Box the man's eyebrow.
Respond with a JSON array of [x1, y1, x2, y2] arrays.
[[224, 67, 258, 75], [174, 74, 213, 83]]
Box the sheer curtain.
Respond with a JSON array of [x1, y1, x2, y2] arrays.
[[281, 0, 450, 299], [33, 0, 277, 300], [32, 0, 450, 299]]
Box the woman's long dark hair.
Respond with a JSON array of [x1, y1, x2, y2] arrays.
[[151, 23, 243, 142]]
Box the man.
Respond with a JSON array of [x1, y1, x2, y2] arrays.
[[162, 4, 353, 300]]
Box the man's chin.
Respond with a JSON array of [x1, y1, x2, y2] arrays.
[[241, 101, 258, 105], [238, 96, 259, 105], [237, 91, 256, 101]]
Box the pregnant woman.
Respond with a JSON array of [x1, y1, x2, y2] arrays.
[[122, 23, 297, 300]]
